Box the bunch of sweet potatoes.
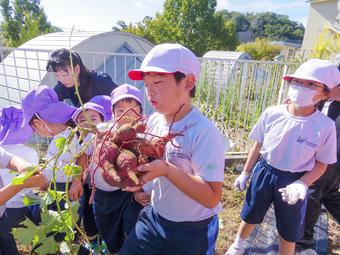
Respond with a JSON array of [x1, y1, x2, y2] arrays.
[[92, 120, 181, 188]]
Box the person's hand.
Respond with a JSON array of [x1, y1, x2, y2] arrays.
[[234, 171, 250, 191], [122, 160, 169, 192], [278, 180, 308, 205], [134, 190, 151, 207], [21, 173, 48, 189], [69, 179, 83, 201], [137, 159, 169, 182]]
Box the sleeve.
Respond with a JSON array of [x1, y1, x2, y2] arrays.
[[316, 121, 337, 164], [54, 83, 68, 102], [248, 109, 268, 143], [190, 126, 225, 182], [94, 73, 118, 96], [142, 181, 153, 194], [0, 147, 13, 169]]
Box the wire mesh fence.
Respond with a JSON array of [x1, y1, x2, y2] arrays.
[[0, 47, 301, 155]]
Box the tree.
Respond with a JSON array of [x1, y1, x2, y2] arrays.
[[249, 12, 304, 41], [123, 0, 238, 56], [310, 26, 340, 59], [0, 0, 55, 47], [236, 38, 282, 60]]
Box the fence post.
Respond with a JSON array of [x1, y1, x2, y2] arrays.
[[277, 63, 288, 105]]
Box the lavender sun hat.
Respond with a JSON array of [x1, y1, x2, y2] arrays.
[[72, 102, 107, 123], [110, 84, 143, 107], [21, 85, 76, 127], [89, 95, 112, 121], [0, 105, 33, 145]]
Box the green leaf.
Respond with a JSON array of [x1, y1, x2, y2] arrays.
[[34, 236, 58, 254], [48, 189, 65, 203], [11, 166, 37, 185], [63, 164, 82, 176], [55, 137, 66, 151], [23, 193, 41, 206], [12, 218, 38, 245]]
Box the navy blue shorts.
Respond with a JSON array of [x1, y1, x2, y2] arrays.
[[241, 159, 308, 242], [0, 213, 18, 255], [78, 184, 98, 237], [93, 188, 142, 254], [119, 206, 219, 255]]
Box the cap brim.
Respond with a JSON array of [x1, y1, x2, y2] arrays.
[[128, 66, 177, 80], [111, 94, 142, 107], [282, 74, 324, 85]]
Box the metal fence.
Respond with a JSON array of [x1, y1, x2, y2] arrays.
[[195, 58, 299, 155], [0, 47, 300, 156]]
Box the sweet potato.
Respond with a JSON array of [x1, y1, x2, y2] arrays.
[[112, 121, 147, 146], [93, 138, 119, 166]]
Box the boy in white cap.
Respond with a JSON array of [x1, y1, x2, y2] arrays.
[[119, 43, 225, 255], [226, 59, 340, 255]]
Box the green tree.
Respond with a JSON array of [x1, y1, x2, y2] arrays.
[[0, 0, 54, 47], [249, 12, 304, 41], [123, 0, 238, 56], [236, 38, 282, 60]]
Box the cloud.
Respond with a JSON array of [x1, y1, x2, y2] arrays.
[[218, 0, 306, 13], [133, 1, 143, 8], [216, 0, 231, 10]]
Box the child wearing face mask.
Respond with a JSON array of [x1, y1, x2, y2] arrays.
[[225, 59, 340, 255]]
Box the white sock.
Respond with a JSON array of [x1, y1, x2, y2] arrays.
[[233, 234, 245, 248]]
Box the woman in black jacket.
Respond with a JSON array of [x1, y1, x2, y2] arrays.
[[47, 48, 118, 106]]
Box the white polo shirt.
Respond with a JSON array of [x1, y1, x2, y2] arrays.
[[0, 144, 39, 208], [250, 104, 337, 172], [146, 107, 225, 222], [0, 147, 14, 217]]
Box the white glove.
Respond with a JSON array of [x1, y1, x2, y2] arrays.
[[278, 180, 308, 205], [234, 171, 250, 191]]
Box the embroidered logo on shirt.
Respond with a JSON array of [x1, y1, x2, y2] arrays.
[[296, 136, 317, 148], [206, 163, 217, 171], [167, 151, 190, 160]]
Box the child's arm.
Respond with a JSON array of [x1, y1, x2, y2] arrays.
[[0, 173, 47, 206], [69, 153, 88, 201], [138, 160, 221, 209], [234, 141, 262, 191], [300, 160, 328, 186], [6, 155, 32, 173]]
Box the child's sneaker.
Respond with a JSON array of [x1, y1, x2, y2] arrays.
[[225, 243, 245, 255]]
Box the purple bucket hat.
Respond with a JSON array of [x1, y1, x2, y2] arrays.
[[21, 85, 76, 127], [0, 105, 33, 145], [89, 95, 112, 121], [110, 84, 143, 107], [72, 102, 107, 123]]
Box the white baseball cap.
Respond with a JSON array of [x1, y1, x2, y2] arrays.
[[283, 59, 340, 89], [128, 43, 200, 82]]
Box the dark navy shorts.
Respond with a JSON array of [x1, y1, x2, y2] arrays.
[[119, 206, 219, 255], [241, 159, 308, 242], [0, 213, 18, 255], [93, 188, 142, 254]]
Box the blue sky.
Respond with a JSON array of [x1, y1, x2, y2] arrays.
[[39, 0, 310, 32]]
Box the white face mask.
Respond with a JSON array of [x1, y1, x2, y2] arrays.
[[288, 82, 317, 107]]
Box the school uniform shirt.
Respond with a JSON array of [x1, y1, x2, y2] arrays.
[[250, 104, 337, 172], [44, 128, 79, 183], [54, 72, 117, 106], [146, 107, 225, 222], [0, 144, 39, 208], [0, 147, 13, 217]]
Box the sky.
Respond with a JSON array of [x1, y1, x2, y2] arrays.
[[39, 0, 310, 32]]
